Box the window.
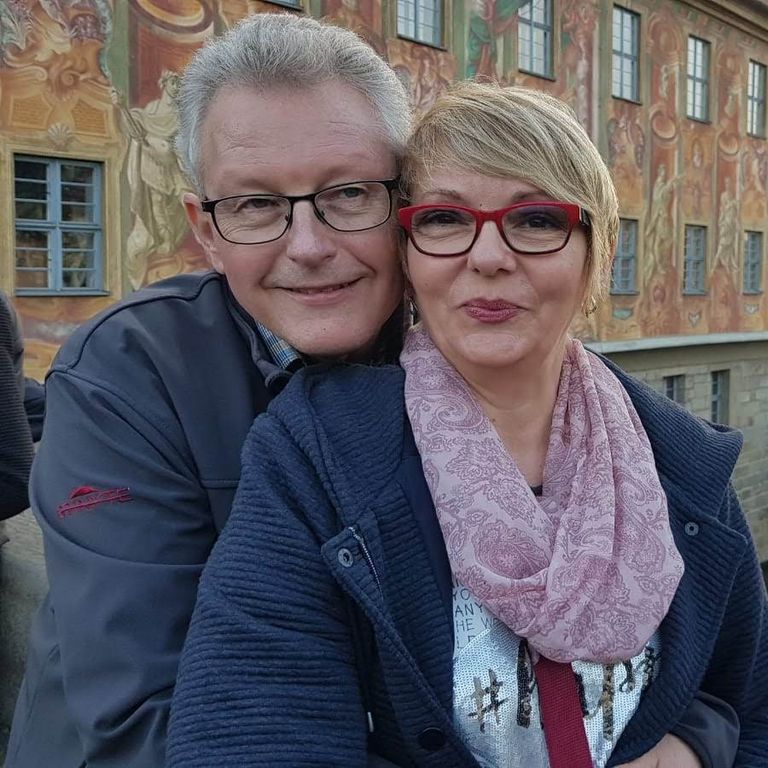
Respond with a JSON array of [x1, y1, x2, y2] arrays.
[[710, 370, 730, 424], [397, 0, 442, 47], [747, 60, 767, 137], [687, 37, 710, 121], [611, 218, 638, 293], [663, 374, 685, 405], [14, 156, 104, 295], [612, 6, 640, 101], [518, 0, 553, 78], [683, 225, 707, 294], [744, 231, 764, 294]]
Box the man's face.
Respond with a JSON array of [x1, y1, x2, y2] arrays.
[[184, 82, 403, 359]]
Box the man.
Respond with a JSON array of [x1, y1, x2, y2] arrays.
[[5, 14, 408, 768], [5, 13, 739, 768]]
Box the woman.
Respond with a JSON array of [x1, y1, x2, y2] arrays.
[[167, 84, 761, 767]]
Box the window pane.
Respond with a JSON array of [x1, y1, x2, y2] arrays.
[[61, 182, 93, 204], [62, 269, 97, 289], [15, 159, 47, 180], [13, 155, 104, 294], [15, 200, 47, 220], [61, 164, 94, 184], [15, 270, 50, 289], [62, 231, 94, 249], [15, 179, 47, 200], [15, 171, 48, 219], [15, 229, 50, 288], [62, 203, 95, 223], [16, 229, 48, 253], [744, 231, 764, 293]]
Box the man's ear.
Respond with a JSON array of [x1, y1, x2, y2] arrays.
[[183, 192, 225, 273]]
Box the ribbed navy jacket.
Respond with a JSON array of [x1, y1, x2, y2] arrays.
[[168, 362, 767, 767]]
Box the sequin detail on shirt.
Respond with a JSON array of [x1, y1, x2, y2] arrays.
[[453, 578, 661, 768]]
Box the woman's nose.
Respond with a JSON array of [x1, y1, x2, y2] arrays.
[[466, 221, 518, 275]]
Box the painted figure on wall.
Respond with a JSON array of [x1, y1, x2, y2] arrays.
[[561, 0, 597, 133], [642, 164, 681, 288], [713, 177, 739, 274], [111, 71, 189, 289], [681, 133, 713, 220], [0, 0, 111, 92], [607, 104, 645, 210], [466, 0, 525, 80], [741, 141, 768, 223], [388, 39, 454, 113], [647, 12, 682, 143], [716, 51, 742, 157]]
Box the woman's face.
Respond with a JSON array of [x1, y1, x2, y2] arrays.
[[405, 167, 589, 377]]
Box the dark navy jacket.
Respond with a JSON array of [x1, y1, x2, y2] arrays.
[[168, 363, 764, 767], [5, 272, 290, 768]]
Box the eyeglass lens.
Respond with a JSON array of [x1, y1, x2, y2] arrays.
[[409, 204, 574, 256], [212, 181, 392, 244]]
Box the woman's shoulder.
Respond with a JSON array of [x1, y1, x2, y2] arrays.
[[603, 358, 743, 515], [270, 363, 405, 421], [252, 363, 408, 482]]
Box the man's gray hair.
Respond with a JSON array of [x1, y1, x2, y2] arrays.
[[175, 13, 411, 193]]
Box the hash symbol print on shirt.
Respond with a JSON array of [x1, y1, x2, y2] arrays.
[[468, 669, 508, 733]]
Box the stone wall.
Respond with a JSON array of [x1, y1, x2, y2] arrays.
[[0, 512, 47, 761], [606, 340, 768, 560]]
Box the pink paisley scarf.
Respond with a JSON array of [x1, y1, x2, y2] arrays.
[[401, 325, 684, 664]]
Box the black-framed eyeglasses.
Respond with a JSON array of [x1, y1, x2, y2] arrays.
[[398, 201, 591, 257], [201, 179, 399, 245]]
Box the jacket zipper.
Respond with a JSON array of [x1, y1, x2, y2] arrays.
[[348, 526, 382, 594], [347, 526, 381, 734]]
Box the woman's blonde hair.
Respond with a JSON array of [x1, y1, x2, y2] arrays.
[[401, 81, 619, 307]]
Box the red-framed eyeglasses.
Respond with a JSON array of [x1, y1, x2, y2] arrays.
[[398, 201, 591, 257]]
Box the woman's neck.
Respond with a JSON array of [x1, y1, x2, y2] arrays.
[[459, 343, 567, 487]]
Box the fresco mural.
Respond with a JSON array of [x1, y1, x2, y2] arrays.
[[0, 0, 767, 378], [0, 0, 120, 379]]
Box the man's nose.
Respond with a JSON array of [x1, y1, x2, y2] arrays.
[[283, 200, 335, 266], [466, 221, 518, 275]]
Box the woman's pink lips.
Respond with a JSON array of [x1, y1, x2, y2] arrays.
[[463, 300, 522, 323]]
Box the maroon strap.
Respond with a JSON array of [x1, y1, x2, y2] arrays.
[[535, 656, 593, 768]]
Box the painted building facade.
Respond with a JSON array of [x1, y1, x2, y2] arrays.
[[1, 0, 767, 546]]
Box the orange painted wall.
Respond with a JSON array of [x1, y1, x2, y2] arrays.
[[1, 0, 766, 380]]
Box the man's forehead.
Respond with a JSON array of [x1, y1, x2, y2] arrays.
[[199, 84, 398, 194], [202, 82, 383, 140]]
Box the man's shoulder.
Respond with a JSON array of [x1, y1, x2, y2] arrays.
[[51, 271, 231, 375]]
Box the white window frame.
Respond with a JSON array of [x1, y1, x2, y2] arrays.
[[683, 224, 707, 294], [611, 218, 638, 293], [518, 0, 553, 78], [397, 0, 443, 47], [744, 230, 764, 294], [686, 36, 710, 121], [14, 155, 105, 295], [612, 6, 640, 102], [747, 60, 767, 137]]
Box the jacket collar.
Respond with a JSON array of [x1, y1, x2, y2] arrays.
[[222, 278, 295, 396]]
